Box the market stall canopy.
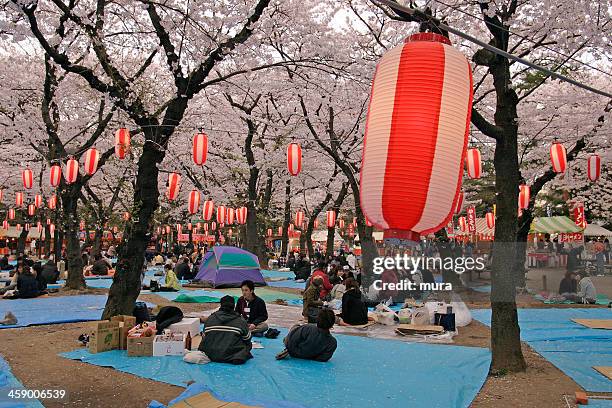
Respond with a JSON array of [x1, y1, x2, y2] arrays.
[[311, 230, 345, 243], [584, 224, 612, 237], [455, 218, 494, 236], [0, 226, 46, 239], [529, 216, 582, 234]]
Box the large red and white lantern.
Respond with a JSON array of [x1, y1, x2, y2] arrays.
[[550, 142, 567, 173], [188, 190, 201, 214], [8, 209, 15, 220], [236, 207, 247, 225], [485, 212, 495, 229], [28, 204, 35, 216], [287, 143, 302, 176], [226, 207, 235, 225], [48, 195, 57, 209], [267, 228, 273, 237], [15, 192, 23, 207], [519, 184, 530, 209], [360, 33, 473, 241], [326, 210, 336, 228], [295, 210, 304, 227], [65, 158, 79, 184], [587, 154, 601, 182], [84, 148, 100, 176], [458, 216, 467, 232], [115, 128, 131, 159], [193, 133, 208, 166], [49, 165, 62, 187], [22, 168, 33, 189], [465, 148, 482, 179], [176, 224, 182, 234], [454, 191, 464, 214], [216, 205, 226, 224], [167, 173, 181, 201], [34, 194, 42, 208], [202, 200, 214, 221]]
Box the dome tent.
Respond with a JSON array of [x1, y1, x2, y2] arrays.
[[195, 246, 266, 288]]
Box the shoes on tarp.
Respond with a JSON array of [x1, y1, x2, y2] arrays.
[[0, 312, 17, 325], [265, 328, 281, 339]]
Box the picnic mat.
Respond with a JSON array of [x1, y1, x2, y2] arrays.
[[472, 308, 612, 392], [173, 294, 239, 304], [0, 295, 108, 329], [260, 270, 295, 280], [62, 329, 491, 408], [152, 288, 302, 304], [535, 293, 610, 305], [0, 356, 44, 408], [266, 280, 306, 289]]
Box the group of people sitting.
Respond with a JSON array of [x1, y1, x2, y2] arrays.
[[558, 270, 597, 304], [0, 255, 60, 299], [199, 280, 337, 364]]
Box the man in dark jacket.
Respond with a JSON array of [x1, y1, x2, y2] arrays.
[[200, 296, 253, 364], [40, 259, 60, 284], [338, 278, 368, 326], [174, 257, 191, 280], [276, 308, 337, 362], [235, 280, 268, 336]]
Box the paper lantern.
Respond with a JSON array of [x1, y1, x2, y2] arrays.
[[226, 207, 235, 225], [49, 165, 62, 187], [287, 143, 302, 176], [34, 194, 42, 208], [338, 219, 345, 229], [0, 189, 3, 203], [587, 154, 601, 182], [115, 128, 131, 159], [84, 148, 100, 176], [188, 190, 201, 215], [454, 191, 465, 215], [166, 173, 181, 200], [326, 210, 336, 228], [2, 220, 7, 230], [165, 225, 171, 234], [65, 158, 79, 184], [22, 168, 33, 189], [15, 192, 23, 207], [278, 226, 283, 235], [123, 212, 130, 221], [519, 184, 530, 209], [211, 222, 217, 231], [193, 133, 208, 166], [313, 219, 319, 229], [360, 32, 473, 241], [216, 206, 226, 224], [550, 142, 567, 173], [203, 223, 209, 232], [202, 200, 214, 221], [236, 207, 247, 225], [47, 218, 51, 225], [25, 223, 31, 231], [28, 204, 35, 216], [176, 224, 182, 234], [458, 216, 467, 232], [466, 148, 482, 179], [187, 222, 192, 231], [267, 228, 273, 237], [8, 209, 15, 220], [16, 224, 21, 231], [37, 222, 42, 233], [485, 212, 495, 229], [80, 220, 85, 230], [295, 210, 304, 227], [48, 195, 57, 210], [50, 223, 55, 235]]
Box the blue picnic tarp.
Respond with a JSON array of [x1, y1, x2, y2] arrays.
[[0, 356, 44, 407]]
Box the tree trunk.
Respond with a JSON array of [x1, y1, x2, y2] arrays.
[[43, 222, 51, 256], [92, 228, 103, 258], [61, 186, 86, 290], [16, 228, 29, 255], [306, 193, 332, 258], [54, 230, 63, 262], [280, 179, 291, 257], [326, 183, 348, 259]]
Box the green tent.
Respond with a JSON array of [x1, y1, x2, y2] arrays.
[[529, 216, 582, 234]]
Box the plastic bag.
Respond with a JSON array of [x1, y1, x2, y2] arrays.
[[397, 308, 412, 324], [373, 311, 396, 326], [183, 351, 210, 364], [450, 293, 472, 327], [411, 306, 430, 326]]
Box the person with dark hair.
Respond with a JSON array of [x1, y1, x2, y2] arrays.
[[276, 309, 337, 362], [0, 257, 24, 295], [309, 261, 333, 300], [235, 280, 268, 336], [559, 271, 577, 296], [338, 278, 368, 326], [174, 257, 191, 280], [0, 255, 13, 271], [5, 266, 43, 299], [91, 254, 111, 276], [40, 259, 59, 284], [199, 295, 253, 365], [303, 276, 324, 322]]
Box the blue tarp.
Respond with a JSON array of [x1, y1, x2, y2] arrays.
[[0, 356, 44, 408], [470, 285, 491, 293], [472, 308, 612, 392], [261, 270, 296, 280], [266, 280, 306, 289], [0, 295, 108, 329], [62, 329, 491, 408]]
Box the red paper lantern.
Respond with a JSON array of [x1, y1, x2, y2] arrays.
[[360, 33, 473, 241], [167, 173, 181, 200], [216, 206, 226, 224], [326, 210, 336, 228], [37, 222, 42, 233], [49, 165, 62, 187], [34, 194, 42, 208], [193, 133, 208, 166], [48, 195, 57, 210], [236, 207, 247, 225], [50, 223, 55, 235], [22, 168, 33, 189], [278, 226, 283, 235], [187, 223, 192, 231], [176, 224, 182, 234], [84, 148, 100, 176], [2, 220, 7, 230], [295, 210, 304, 227], [0, 189, 3, 203], [203, 223, 209, 232], [454, 191, 465, 215], [267, 228, 273, 237], [485, 212, 495, 229], [188, 190, 201, 214], [16, 223, 21, 231], [123, 212, 130, 221], [65, 158, 79, 184], [226, 207, 235, 225], [28, 204, 35, 216], [338, 219, 345, 229], [8, 209, 15, 220], [211, 222, 217, 231], [15, 192, 23, 207], [458, 216, 467, 232], [550, 142, 567, 173], [519, 184, 530, 209], [202, 200, 214, 221], [466, 148, 482, 179], [115, 128, 131, 159], [287, 143, 302, 176], [587, 154, 601, 182]]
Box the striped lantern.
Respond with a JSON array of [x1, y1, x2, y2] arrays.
[[587, 154, 601, 182], [176, 224, 182, 234], [123, 212, 130, 221], [326, 210, 336, 228], [8, 209, 15, 220], [193, 133, 208, 166], [278, 226, 283, 235], [167, 173, 181, 201], [65, 158, 79, 184], [485, 212, 495, 229], [454, 191, 464, 214], [34, 194, 42, 208], [115, 128, 131, 159], [287, 143, 302, 176], [226, 207, 235, 225], [359, 33, 473, 241], [211, 222, 216, 231], [465, 148, 482, 179], [216, 206, 226, 224], [47, 218, 51, 225], [80, 220, 85, 230], [16, 224, 21, 231], [49, 165, 62, 187], [458, 216, 467, 232], [187, 223, 192, 231], [0, 189, 3, 203], [37, 222, 42, 233], [50, 223, 55, 235], [2, 220, 7, 230], [22, 168, 33, 189], [550, 142, 567, 173], [188, 190, 201, 214], [203, 223, 209, 232], [295, 210, 304, 227], [83, 148, 100, 176], [15, 192, 23, 207], [313, 219, 319, 229], [267, 228, 273, 237], [338, 219, 345, 229], [165, 225, 171, 234], [519, 184, 530, 209], [25, 223, 30, 231], [202, 200, 214, 221], [28, 204, 35, 216], [236, 207, 247, 225], [48, 195, 57, 210]]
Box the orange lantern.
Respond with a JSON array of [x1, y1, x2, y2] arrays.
[[485, 212, 495, 229], [466, 148, 482, 179], [49, 165, 62, 187], [202, 200, 214, 221], [84, 148, 100, 176], [15, 192, 23, 207], [216, 206, 226, 224], [167, 173, 181, 200], [65, 158, 79, 184], [22, 168, 33, 189], [287, 143, 302, 176], [34, 194, 43, 208], [550, 142, 567, 173], [28, 204, 35, 216], [193, 133, 208, 166], [188, 190, 201, 214], [326, 210, 336, 228], [115, 128, 131, 159], [519, 185, 530, 209]]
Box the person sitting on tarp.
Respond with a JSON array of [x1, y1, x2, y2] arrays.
[[4, 266, 44, 299], [303, 276, 324, 323], [0, 255, 13, 271], [151, 264, 181, 292], [337, 278, 368, 326], [276, 308, 337, 362], [174, 256, 191, 280], [40, 258, 60, 284], [564, 272, 597, 304], [307, 262, 333, 300], [558, 271, 577, 297], [91, 254, 111, 276], [235, 280, 268, 336], [200, 295, 253, 365], [153, 253, 164, 266]]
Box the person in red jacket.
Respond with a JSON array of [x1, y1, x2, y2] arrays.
[[309, 261, 333, 300]]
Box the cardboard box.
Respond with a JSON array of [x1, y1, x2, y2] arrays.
[[89, 321, 120, 354], [127, 335, 154, 357], [111, 315, 137, 350], [167, 317, 200, 337], [153, 334, 185, 356]]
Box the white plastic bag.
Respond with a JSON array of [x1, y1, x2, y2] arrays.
[[373, 311, 396, 326], [411, 306, 430, 326], [183, 351, 210, 365], [450, 294, 472, 327]]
